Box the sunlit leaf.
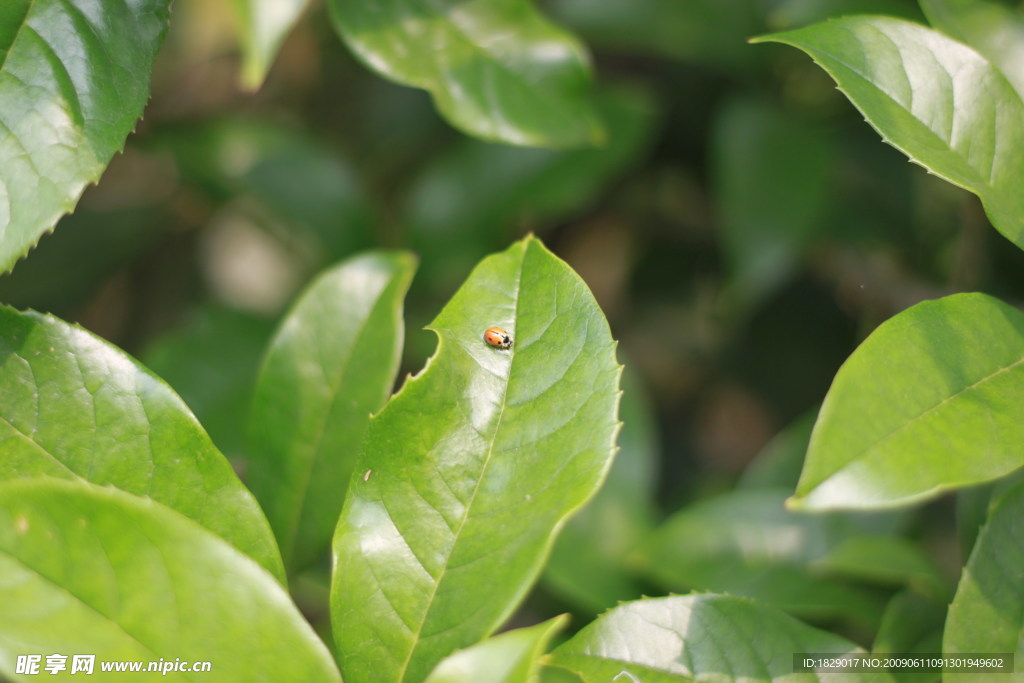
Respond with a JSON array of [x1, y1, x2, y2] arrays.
[[0, 479, 339, 681], [0, 306, 284, 582], [424, 616, 567, 683], [754, 16, 1024, 250], [921, 0, 1024, 100], [791, 293, 1024, 510], [0, 0, 171, 273], [548, 594, 892, 682], [233, 0, 312, 89], [331, 237, 621, 683], [327, 0, 604, 147], [248, 251, 416, 571]]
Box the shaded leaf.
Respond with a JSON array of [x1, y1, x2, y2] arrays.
[[248, 251, 416, 571], [327, 0, 604, 147], [754, 16, 1024, 250], [636, 488, 888, 626], [0, 479, 339, 681], [874, 591, 945, 655], [550, 0, 760, 69], [233, 0, 312, 89], [944, 480, 1024, 657], [424, 615, 567, 683], [142, 304, 276, 461], [738, 410, 815, 490], [790, 293, 1024, 510], [0, 0, 171, 273], [713, 96, 833, 303], [330, 237, 621, 683], [156, 118, 374, 262], [548, 594, 892, 682], [0, 306, 284, 582]]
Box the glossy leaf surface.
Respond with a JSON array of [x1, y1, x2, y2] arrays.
[[0, 0, 171, 273], [755, 16, 1024, 250], [248, 251, 416, 570], [327, 0, 603, 147], [791, 293, 1024, 509], [331, 237, 621, 683], [921, 0, 1024, 99], [0, 306, 284, 581], [0, 479, 339, 681], [424, 616, 567, 683], [547, 594, 890, 682]]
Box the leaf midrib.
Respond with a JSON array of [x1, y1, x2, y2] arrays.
[[394, 250, 526, 683]]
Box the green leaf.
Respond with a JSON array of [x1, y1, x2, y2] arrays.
[[407, 87, 654, 291], [921, 0, 1024, 100], [542, 370, 657, 612], [248, 251, 416, 571], [945, 480, 1024, 657], [424, 616, 568, 683], [327, 0, 604, 148], [331, 236, 621, 683], [790, 293, 1024, 510], [874, 591, 945, 654], [232, 0, 312, 89], [548, 594, 892, 682], [753, 16, 1024, 250], [0, 306, 284, 583], [713, 96, 834, 303], [0, 479, 339, 682], [635, 488, 887, 626], [813, 536, 948, 601], [0, 0, 171, 273], [142, 304, 276, 461]]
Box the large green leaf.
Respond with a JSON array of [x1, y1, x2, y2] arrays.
[[424, 616, 567, 683], [754, 16, 1024, 250], [0, 0, 171, 273], [327, 0, 604, 148], [920, 0, 1024, 100], [546, 594, 891, 682], [0, 479, 339, 682], [944, 480, 1024, 658], [248, 251, 416, 571], [233, 0, 312, 89], [331, 236, 621, 683], [791, 293, 1024, 510], [0, 306, 284, 582], [635, 488, 888, 626]]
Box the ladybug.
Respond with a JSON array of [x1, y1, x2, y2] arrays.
[[483, 326, 513, 349]]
